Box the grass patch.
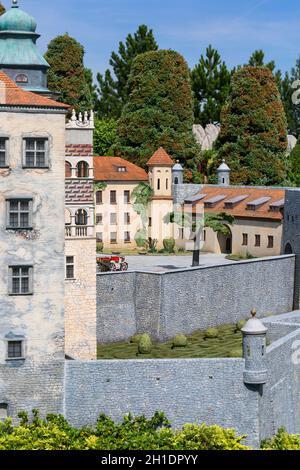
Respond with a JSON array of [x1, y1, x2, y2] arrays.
[[97, 324, 243, 360]]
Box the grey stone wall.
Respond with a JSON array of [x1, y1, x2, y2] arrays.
[[172, 183, 202, 205], [97, 256, 295, 343], [65, 358, 260, 448]]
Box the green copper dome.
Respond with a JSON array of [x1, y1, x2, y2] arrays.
[[0, 2, 37, 33]]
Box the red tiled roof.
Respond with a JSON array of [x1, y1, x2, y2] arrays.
[[0, 71, 69, 109], [147, 147, 174, 166], [187, 186, 285, 221], [93, 156, 148, 182], [66, 144, 93, 157]]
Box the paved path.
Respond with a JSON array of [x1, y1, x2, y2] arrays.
[[125, 253, 232, 273]]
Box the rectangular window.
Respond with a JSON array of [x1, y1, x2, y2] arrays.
[[110, 232, 117, 243], [149, 217, 152, 227], [268, 236, 274, 249], [7, 341, 23, 359], [242, 233, 248, 246], [96, 191, 103, 205], [9, 266, 33, 295], [66, 256, 74, 279], [124, 231, 131, 242], [255, 234, 261, 247], [7, 199, 33, 229], [110, 213, 117, 225], [23, 138, 48, 168], [124, 190, 130, 204], [124, 213, 130, 225], [0, 138, 7, 167], [110, 190, 117, 204], [179, 228, 184, 240], [96, 232, 103, 243], [96, 214, 103, 225]]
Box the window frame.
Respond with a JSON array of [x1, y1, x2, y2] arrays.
[[0, 137, 8, 168], [6, 198, 33, 230], [124, 190, 130, 204], [110, 212, 117, 225], [110, 232, 117, 244], [110, 190, 117, 205], [124, 212, 131, 225], [124, 231, 131, 243], [23, 138, 49, 169], [5, 332, 26, 362], [268, 235, 274, 249], [242, 233, 248, 246], [66, 256, 75, 280], [96, 232, 103, 243], [8, 266, 33, 296], [96, 191, 103, 205], [255, 234, 261, 247]]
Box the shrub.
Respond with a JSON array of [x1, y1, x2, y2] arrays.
[[146, 238, 158, 254], [172, 334, 188, 348], [163, 238, 176, 254], [235, 320, 246, 332], [96, 242, 104, 253], [261, 428, 300, 450], [135, 229, 147, 248], [204, 328, 219, 339], [138, 334, 152, 354], [130, 334, 143, 344], [228, 348, 243, 358]]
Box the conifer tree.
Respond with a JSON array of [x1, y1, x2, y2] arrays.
[[191, 45, 231, 126], [114, 50, 200, 168], [218, 66, 288, 185], [96, 25, 158, 118], [247, 49, 282, 88], [0, 3, 5, 15], [45, 34, 93, 111]]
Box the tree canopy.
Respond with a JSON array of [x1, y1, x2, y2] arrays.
[[96, 25, 158, 118], [218, 66, 288, 185], [0, 3, 5, 15], [45, 34, 93, 112], [93, 119, 117, 156], [114, 49, 200, 168]]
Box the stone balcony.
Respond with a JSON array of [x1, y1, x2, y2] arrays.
[[65, 225, 95, 238]]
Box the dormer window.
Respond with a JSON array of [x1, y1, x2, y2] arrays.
[[117, 166, 127, 173], [15, 74, 28, 84]]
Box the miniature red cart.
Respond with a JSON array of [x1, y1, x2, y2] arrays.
[[97, 254, 128, 272]]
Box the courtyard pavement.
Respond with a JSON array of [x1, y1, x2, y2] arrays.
[[125, 253, 232, 273]]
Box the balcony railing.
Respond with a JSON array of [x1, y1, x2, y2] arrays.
[[65, 225, 95, 238]]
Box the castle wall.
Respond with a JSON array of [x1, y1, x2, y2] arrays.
[[0, 110, 66, 416], [97, 255, 295, 343]]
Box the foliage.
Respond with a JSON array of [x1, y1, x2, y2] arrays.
[[94, 119, 117, 155], [172, 334, 188, 349], [132, 183, 154, 232], [146, 238, 158, 254], [134, 229, 147, 248], [96, 25, 158, 118], [218, 66, 288, 185], [96, 242, 104, 253], [163, 238, 176, 254], [246, 49, 282, 88], [85, 68, 97, 108], [114, 50, 200, 168], [289, 134, 300, 185], [204, 213, 234, 236], [191, 45, 231, 126], [93, 181, 108, 192], [0, 410, 251, 450], [261, 428, 300, 450], [226, 252, 256, 261], [235, 320, 246, 332], [130, 334, 143, 344], [186, 149, 219, 184], [204, 328, 219, 339], [0, 3, 5, 15], [138, 334, 152, 354], [45, 34, 93, 112]]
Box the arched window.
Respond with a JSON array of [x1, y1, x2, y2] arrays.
[[0, 404, 8, 421], [65, 209, 72, 226], [15, 74, 28, 84], [76, 161, 89, 178], [75, 209, 88, 226], [65, 162, 72, 178], [285, 243, 293, 254], [174, 177, 179, 185]]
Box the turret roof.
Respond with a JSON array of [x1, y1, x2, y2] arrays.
[[147, 147, 174, 167]]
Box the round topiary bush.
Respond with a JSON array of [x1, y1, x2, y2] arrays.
[[204, 328, 219, 339], [138, 334, 152, 354], [130, 334, 143, 344], [163, 238, 176, 254], [172, 334, 188, 349], [235, 320, 246, 332]]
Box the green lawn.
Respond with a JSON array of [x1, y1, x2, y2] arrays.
[[97, 324, 243, 360]]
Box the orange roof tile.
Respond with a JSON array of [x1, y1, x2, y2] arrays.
[[93, 156, 148, 182], [0, 70, 69, 109], [187, 186, 285, 221], [147, 147, 174, 166]]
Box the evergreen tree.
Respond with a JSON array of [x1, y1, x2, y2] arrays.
[[94, 119, 117, 155], [218, 66, 288, 185], [85, 68, 97, 109], [96, 25, 158, 118], [289, 134, 300, 185], [191, 45, 231, 126], [247, 49, 282, 89], [45, 34, 93, 112], [114, 50, 200, 168], [0, 3, 5, 15]]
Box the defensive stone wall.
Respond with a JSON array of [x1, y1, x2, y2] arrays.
[[97, 255, 295, 343]]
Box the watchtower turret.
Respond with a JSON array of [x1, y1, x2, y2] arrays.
[[242, 309, 268, 385]]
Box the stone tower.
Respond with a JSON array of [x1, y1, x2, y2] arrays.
[[147, 148, 174, 248], [242, 309, 268, 385], [217, 159, 231, 186], [64, 110, 97, 360], [172, 161, 184, 186], [0, 1, 53, 97]]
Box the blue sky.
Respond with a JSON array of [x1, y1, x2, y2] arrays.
[[6, 0, 300, 79]]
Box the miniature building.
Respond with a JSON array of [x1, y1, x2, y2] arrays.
[[217, 159, 231, 186], [172, 161, 184, 185], [242, 310, 268, 385]]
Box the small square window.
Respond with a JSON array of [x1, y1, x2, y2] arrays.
[[9, 266, 33, 295], [6, 199, 33, 229], [7, 341, 23, 359], [23, 138, 48, 168]]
